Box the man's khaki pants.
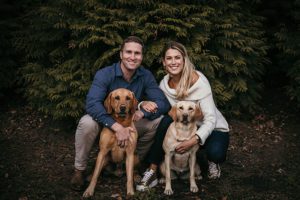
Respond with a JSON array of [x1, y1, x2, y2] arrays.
[[74, 114, 162, 170]]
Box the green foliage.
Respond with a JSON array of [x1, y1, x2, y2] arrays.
[[0, 3, 20, 96], [0, 23, 17, 95], [274, 0, 300, 107], [0, 0, 43, 97], [14, 0, 269, 119]]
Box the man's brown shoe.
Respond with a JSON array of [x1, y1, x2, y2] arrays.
[[70, 169, 85, 191]]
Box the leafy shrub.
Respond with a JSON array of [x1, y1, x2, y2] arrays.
[[14, 0, 268, 119], [274, 0, 300, 107], [0, 3, 20, 96]]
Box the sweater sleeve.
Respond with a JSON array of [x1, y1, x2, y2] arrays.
[[195, 92, 217, 145]]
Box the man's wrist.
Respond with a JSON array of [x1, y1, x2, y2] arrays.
[[111, 122, 123, 132]]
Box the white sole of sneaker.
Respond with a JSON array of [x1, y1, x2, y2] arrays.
[[136, 179, 158, 191], [208, 170, 221, 179]]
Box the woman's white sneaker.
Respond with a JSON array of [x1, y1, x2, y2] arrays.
[[208, 161, 221, 179]]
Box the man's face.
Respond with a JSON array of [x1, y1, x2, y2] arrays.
[[120, 42, 143, 71]]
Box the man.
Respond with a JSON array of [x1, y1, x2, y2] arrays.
[[70, 36, 170, 190]]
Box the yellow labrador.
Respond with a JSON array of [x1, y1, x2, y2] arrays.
[[160, 101, 203, 195]]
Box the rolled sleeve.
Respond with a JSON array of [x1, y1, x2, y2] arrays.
[[196, 93, 217, 145]]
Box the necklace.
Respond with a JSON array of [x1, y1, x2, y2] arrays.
[[168, 78, 179, 89]]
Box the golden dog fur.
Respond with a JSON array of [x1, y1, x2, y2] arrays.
[[83, 88, 138, 197], [160, 101, 203, 195]]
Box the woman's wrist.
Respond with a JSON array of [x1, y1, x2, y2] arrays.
[[188, 136, 198, 146], [194, 134, 201, 145]]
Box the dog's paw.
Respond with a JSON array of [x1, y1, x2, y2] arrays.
[[126, 190, 135, 196], [164, 188, 173, 195], [190, 185, 199, 193], [82, 188, 94, 198]]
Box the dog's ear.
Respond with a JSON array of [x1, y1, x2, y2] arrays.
[[194, 104, 203, 121], [131, 92, 138, 114], [168, 105, 177, 121], [104, 92, 113, 114]]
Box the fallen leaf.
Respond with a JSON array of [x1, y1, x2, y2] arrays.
[[111, 193, 120, 198]]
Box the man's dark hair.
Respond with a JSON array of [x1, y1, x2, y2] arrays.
[[120, 36, 144, 52]]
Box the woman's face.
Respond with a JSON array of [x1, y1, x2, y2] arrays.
[[163, 48, 184, 77]]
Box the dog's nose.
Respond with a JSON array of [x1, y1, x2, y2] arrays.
[[120, 105, 126, 112], [183, 114, 188, 120]]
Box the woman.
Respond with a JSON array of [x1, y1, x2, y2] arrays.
[[136, 41, 230, 191]]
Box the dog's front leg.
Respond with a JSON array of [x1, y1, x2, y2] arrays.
[[82, 149, 108, 198], [189, 152, 198, 193], [164, 152, 173, 195], [125, 152, 135, 195]]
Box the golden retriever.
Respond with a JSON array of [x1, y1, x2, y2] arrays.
[[83, 88, 138, 197]]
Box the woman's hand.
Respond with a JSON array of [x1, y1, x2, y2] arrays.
[[140, 101, 158, 113], [175, 136, 199, 154]]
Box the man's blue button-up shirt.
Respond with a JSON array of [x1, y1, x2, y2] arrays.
[[85, 62, 170, 128]]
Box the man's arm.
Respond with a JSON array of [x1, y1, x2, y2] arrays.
[[141, 72, 171, 119], [85, 69, 116, 127], [86, 68, 133, 147]]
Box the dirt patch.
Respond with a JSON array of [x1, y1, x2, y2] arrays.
[[0, 94, 299, 200]]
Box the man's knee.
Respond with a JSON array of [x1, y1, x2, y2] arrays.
[[135, 116, 163, 161], [74, 115, 100, 170], [76, 114, 100, 137], [145, 116, 163, 133]]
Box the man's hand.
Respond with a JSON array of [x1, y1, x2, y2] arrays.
[[141, 101, 158, 113], [133, 110, 144, 122], [175, 136, 199, 154], [111, 123, 134, 148]]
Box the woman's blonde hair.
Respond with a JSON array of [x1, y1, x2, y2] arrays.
[[161, 41, 195, 99]]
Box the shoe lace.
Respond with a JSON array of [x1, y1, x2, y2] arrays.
[[209, 162, 219, 175], [141, 169, 154, 183]]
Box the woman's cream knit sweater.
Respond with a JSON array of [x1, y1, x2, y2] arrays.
[[159, 71, 229, 145]]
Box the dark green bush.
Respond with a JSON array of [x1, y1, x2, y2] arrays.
[[14, 0, 269, 119], [0, 0, 43, 98], [0, 3, 20, 96], [274, 0, 300, 107]]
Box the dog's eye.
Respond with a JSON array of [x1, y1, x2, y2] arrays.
[[126, 96, 131, 101], [188, 107, 194, 111], [179, 106, 183, 110], [115, 96, 120, 100]]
